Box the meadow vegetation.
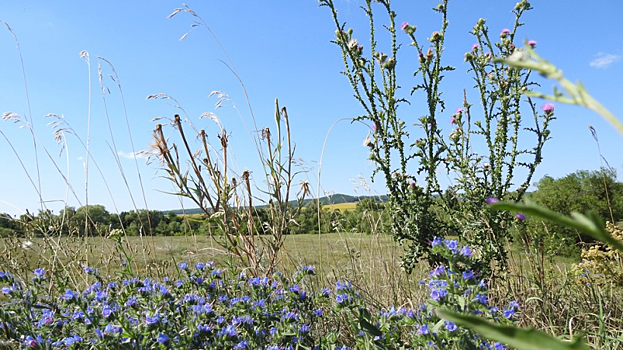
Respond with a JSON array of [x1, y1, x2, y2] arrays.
[[1, 0, 623, 349]]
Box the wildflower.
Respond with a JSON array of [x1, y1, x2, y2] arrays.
[[472, 43, 479, 51], [157, 334, 169, 344], [474, 293, 488, 305], [429, 31, 442, 42], [299, 324, 310, 334], [463, 270, 475, 280], [509, 300, 520, 309], [450, 116, 456, 124], [528, 40, 537, 47], [64, 335, 82, 346], [178, 262, 188, 270], [445, 239, 458, 253], [431, 265, 445, 277], [401, 22, 416, 35], [234, 339, 248, 349], [336, 293, 349, 304], [430, 289, 444, 301], [541, 102, 555, 114], [486, 197, 498, 204], [460, 245, 472, 257], [102, 306, 112, 318], [336, 280, 351, 291], [33, 268, 45, 279], [500, 28, 510, 37], [503, 308, 515, 319], [145, 315, 160, 325], [417, 324, 430, 335], [301, 265, 314, 274], [445, 321, 457, 332], [494, 342, 506, 350], [515, 213, 526, 221], [221, 324, 237, 338], [432, 236, 442, 247], [63, 289, 76, 301], [23, 335, 37, 347], [196, 262, 205, 270]]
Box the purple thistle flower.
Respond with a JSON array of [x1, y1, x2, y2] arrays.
[[486, 197, 498, 204], [541, 102, 555, 114], [401, 22, 409, 30], [500, 28, 510, 36], [528, 40, 537, 47]]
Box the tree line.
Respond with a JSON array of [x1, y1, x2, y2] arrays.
[[0, 197, 389, 238], [2, 168, 622, 258]]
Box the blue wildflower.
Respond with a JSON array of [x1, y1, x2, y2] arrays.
[[460, 245, 472, 257], [445, 321, 457, 332], [157, 334, 169, 344], [33, 268, 45, 279], [432, 236, 442, 246], [463, 270, 475, 280]]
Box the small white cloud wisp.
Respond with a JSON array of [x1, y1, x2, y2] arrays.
[[117, 151, 147, 160], [589, 52, 621, 69]]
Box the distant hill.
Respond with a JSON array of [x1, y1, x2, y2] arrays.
[[164, 193, 388, 215]]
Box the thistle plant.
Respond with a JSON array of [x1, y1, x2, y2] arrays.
[[321, 0, 554, 273]]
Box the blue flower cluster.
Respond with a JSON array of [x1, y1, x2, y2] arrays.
[[0, 242, 520, 349], [0, 264, 331, 349], [328, 237, 519, 349]]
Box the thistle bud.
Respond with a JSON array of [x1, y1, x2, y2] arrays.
[[383, 57, 396, 70], [429, 31, 442, 43]]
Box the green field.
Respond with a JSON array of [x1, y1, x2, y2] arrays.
[[322, 202, 357, 211]]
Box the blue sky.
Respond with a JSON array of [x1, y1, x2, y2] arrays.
[[1, 1, 622, 217]]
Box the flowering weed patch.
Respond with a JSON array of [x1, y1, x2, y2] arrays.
[[0, 240, 516, 349]]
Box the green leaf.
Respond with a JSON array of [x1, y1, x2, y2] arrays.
[[359, 317, 383, 337], [490, 199, 623, 253], [438, 309, 591, 350]]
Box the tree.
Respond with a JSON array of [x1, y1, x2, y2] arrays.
[[529, 168, 623, 255]]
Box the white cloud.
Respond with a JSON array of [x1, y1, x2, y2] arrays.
[[117, 151, 147, 160], [589, 52, 621, 69]]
